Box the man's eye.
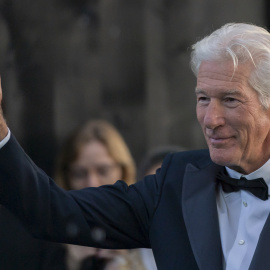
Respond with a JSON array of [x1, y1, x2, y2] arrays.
[[224, 97, 236, 102], [224, 97, 240, 104], [197, 96, 209, 103], [223, 97, 240, 107]]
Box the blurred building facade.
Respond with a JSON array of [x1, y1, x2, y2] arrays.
[[0, 0, 267, 175]]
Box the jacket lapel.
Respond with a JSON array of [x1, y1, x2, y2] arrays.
[[249, 213, 270, 269], [182, 162, 223, 270]]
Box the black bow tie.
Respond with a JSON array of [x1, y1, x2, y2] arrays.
[[216, 171, 269, 201]]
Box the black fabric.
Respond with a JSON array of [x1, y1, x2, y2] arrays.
[[217, 171, 269, 200], [80, 256, 108, 270], [0, 206, 64, 270], [0, 135, 207, 270]]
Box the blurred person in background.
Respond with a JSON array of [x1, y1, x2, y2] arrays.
[[137, 146, 185, 180], [136, 145, 184, 270], [50, 119, 146, 270]]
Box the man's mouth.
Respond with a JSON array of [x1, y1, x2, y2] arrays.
[[208, 136, 232, 145]]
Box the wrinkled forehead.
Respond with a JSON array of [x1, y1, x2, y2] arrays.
[[196, 61, 255, 96], [197, 60, 254, 86]]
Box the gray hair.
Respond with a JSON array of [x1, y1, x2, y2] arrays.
[[190, 23, 270, 109]]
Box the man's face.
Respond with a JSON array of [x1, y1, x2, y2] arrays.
[[196, 61, 270, 174]]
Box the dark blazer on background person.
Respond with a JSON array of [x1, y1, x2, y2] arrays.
[[0, 135, 269, 270]]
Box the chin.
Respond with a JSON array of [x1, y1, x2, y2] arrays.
[[209, 148, 237, 167]]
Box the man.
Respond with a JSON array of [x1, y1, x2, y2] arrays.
[[0, 22, 270, 270]]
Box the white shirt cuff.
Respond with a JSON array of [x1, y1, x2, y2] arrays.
[[0, 129, 11, 149]]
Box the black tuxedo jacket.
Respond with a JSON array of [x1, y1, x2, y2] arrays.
[[0, 135, 270, 270]]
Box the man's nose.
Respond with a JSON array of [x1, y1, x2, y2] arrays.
[[204, 101, 225, 129]]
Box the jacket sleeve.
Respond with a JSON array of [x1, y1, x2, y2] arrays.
[[0, 134, 172, 249]]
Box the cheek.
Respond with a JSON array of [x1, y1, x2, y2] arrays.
[[231, 119, 260, 153], [196, 107, 204, 125], [113, 167, 123, 181], [102, 169, 123, 185]]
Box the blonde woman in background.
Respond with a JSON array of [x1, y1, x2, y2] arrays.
[[52, 120, 146, 270]]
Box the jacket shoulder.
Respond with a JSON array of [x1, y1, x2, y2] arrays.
[[161, 149, 212, 173]]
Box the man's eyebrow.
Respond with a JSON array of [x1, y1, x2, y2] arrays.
[[195, 88, 204, 94], [195, 88, 241, 95], [224, 90, 241, 95]]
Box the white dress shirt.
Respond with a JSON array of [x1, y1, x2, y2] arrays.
[[217, 161, 270, 270], [139, 248, 157, 270], [0, 129, 10, 149]]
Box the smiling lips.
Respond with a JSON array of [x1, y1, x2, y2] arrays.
[[205, 131, 234, 145], [208, 136, 233, 145]]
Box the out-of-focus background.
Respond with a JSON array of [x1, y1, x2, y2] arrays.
[[0, 0, 269, 175]]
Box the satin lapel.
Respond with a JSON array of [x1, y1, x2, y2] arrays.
[[182, 162, 223, 270], [249, 213, 270, 269]]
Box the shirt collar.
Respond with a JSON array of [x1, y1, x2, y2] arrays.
[[225, 159, 270, 186]]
